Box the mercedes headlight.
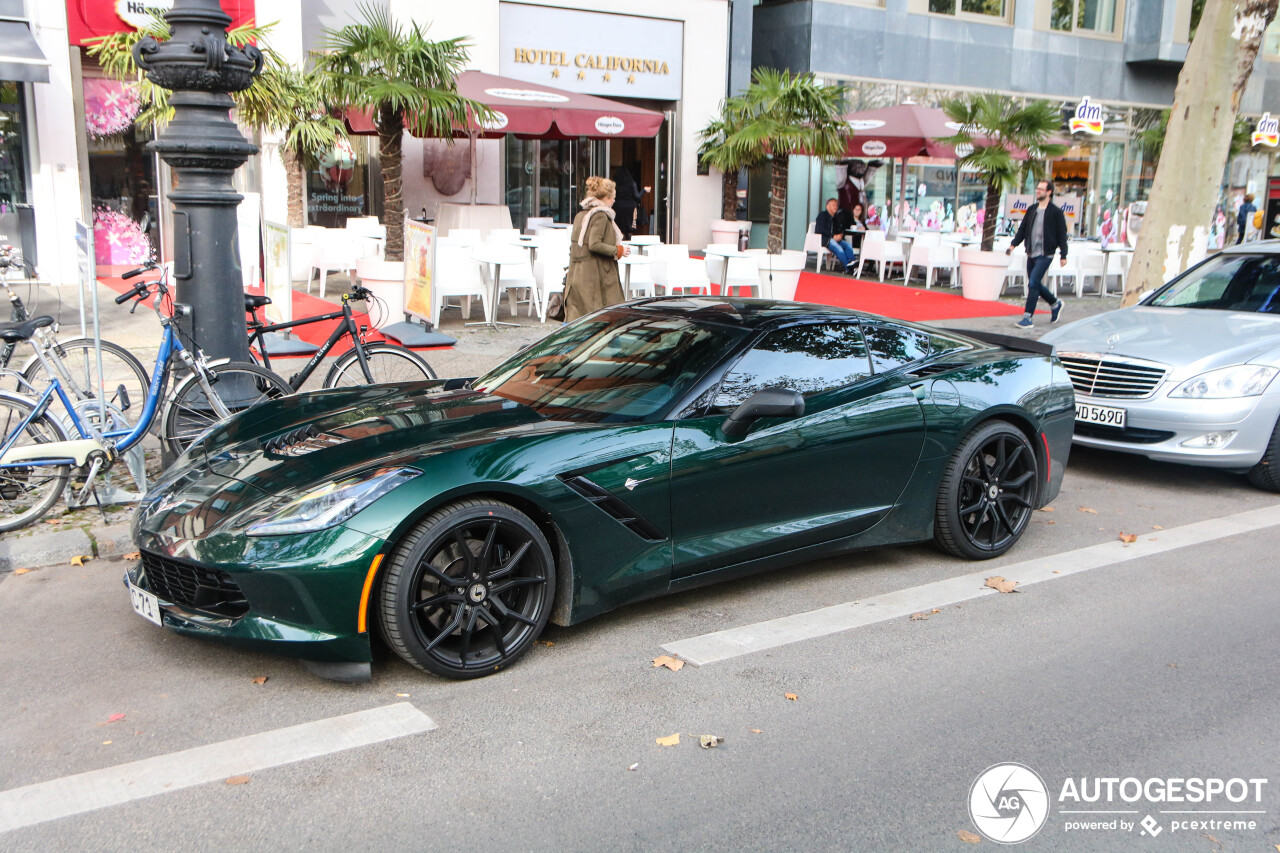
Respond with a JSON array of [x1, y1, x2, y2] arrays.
[[246, 467, 420, 537], [1169, 365, 1278, 399]]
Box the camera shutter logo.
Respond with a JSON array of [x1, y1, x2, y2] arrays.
[[969, 763, 1050, 844]]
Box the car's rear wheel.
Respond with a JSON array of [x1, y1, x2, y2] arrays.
[[379, 499, 555, 679], [1247, 415, 1280, 492], [934, 421, 1039, 560]]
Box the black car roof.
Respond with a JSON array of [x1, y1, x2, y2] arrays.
[[623, 297, 867, 329]]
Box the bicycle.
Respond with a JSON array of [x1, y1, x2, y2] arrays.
[[245, 283, 436, 390], [0, 261, 292, 532]]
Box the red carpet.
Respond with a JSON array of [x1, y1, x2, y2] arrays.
[[792, 271, 1026, 322], [97, 266, 453, 357]]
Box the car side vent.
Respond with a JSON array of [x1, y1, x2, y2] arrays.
[[263, 424, 345, 456], [907, 362, 962, 379], [559, 475, 666, 541]]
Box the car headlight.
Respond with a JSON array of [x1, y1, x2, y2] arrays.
[[246, 467, 420, 537], [1168, 365, 1278, 399]]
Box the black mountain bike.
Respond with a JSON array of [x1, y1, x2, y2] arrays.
[[246, 284, 436, 389]]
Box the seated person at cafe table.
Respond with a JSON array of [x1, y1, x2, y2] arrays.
[[816, 198, 854, 272]]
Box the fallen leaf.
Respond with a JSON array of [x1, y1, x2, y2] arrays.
[[396, 693, 410, 698], [70, 555, 91, 567], [699, 735, 724, 749], [749, 729, 763, 734], [628, 763, 639, 771], [104, 713, 125, 724], [958, 829, 981, 844], [123, 552, 140, 561], [909, 612, 929, 621], [1037, 506, 1055, 512], [985, 576, 1019, 594], [537, 641, 554, 646], [1052, 570, 1061, 574], [1152, 524, 1164, 530], [225, 775, 251, 785], [1078, 506, 1098, 514], [784, 693, 798, 702], [931, 608, 940, 613], [651, 654, 684, 672], [1118, 533, 1137, 544], [655, 733, 681, 747], [13, 568, 31, 575], [250, 676, 268, 685], [102, 740, 112, 745]]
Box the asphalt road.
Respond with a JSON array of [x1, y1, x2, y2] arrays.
[[1, 440, 1277, 851]]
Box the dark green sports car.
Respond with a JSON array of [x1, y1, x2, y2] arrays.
[[126, 298, 1074, 681]]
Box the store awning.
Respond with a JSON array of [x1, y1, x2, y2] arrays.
[[843, 103, 1035, 161], [0, 19, 49, 83], [345, 70, 665, 140]]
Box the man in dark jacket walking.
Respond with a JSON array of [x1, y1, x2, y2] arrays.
[[1236, 193, 1256, 245], [1008, 180, 1068, 329]]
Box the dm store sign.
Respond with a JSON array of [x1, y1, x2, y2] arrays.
[[1253, 113, 1279, 148], [1070, 97, 1105, 135]]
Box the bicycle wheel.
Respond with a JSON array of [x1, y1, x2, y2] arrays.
[[161, 362, 292, 458], [22, 338, 151, 427], [323, 343, 437, 388], [0, 393, 71, 532]]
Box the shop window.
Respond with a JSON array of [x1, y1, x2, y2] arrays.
[[83, 77, 156, 264], [1051, 0, 1118, 34], [0, 82, 28, 208], [1264, 18, 1280, 57], [306, 136, 369, 227], [928, 0, 1007, 20]]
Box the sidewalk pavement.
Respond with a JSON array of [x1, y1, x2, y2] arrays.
[[0, 273, 1122, 571]]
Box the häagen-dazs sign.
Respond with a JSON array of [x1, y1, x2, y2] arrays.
[[499, 3, 683, 101]]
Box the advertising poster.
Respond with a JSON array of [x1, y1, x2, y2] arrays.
[[1004, 193, 1082, 234], [262, 221, 291, 324], [404, 219, 435, 322]]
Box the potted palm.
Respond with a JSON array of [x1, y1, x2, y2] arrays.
[[704, 69, 850, 300], [939, 93, 1066, 301], [698, 97, 761, 250]]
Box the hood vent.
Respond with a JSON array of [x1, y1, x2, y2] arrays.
[[263, 424, 346, 456], [560, 475, 665, 541], [908, 362, 962, 379]]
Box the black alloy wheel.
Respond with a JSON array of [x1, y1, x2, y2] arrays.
[[934, 421, 1039, 559], [380, 499, 555, 679]]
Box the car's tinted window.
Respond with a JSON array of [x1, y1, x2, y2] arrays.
[[862, 322, 932, 372], [1150, 254, 1280, 313], [715, 323, 871, 408], [475, 309, 748, 422]]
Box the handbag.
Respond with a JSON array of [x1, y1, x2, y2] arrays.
[[547, 273, 567, 322]]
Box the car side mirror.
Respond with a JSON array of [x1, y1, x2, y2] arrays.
[[721, 388, 805, 438]]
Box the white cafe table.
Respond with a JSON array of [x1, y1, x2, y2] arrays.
[[704, 245, 753, 294], [469, 244, 524, 329], [625, 235, 662, 254], [618, 254, 655, 297], [1099, 246, 1133, 298]]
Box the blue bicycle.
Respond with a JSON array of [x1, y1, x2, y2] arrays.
[[0, 260, 292, 531]]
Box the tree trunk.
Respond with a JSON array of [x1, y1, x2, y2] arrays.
[[982, 179, 1000, 252], [1121, 0, 1278, 305], [283, 147, 305, 229], [379, 106, 406, 262], [722, 169, 738, 221], [767, 156, 788, 254]]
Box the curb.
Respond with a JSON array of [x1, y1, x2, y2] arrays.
[[0, 522, 135, 572]]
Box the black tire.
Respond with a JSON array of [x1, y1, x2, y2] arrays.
[[379, 498, 555, 679], [323, 343, 436, 388], [934, 420, 1039, 560], [161, 361, 292, 458], [1247, 415, 1280, 492], [21, 338, 150, 426], [0, 393, 71, 532]]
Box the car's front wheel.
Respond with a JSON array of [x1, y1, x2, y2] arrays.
[[1247, 415, 1280, 492], [379, 499, 555, 679], [934, 421, 1039, 560]]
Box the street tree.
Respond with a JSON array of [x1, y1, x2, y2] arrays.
[[316, 5, 481, 261], [939, 93, 1066, 252], [1121, 0, 1279, 305], [710, 70, 849, 253]]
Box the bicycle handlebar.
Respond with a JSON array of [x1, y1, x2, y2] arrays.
[[114, 282, 148, 304], [121, 260, 158, 280]]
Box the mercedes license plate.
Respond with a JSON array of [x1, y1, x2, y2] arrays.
[[128, 579, 163, 627], [1076, 401, 1126, 429]]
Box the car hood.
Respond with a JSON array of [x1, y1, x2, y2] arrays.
[[1040, 307, 1280, 378], [177, 383, 572, 498]]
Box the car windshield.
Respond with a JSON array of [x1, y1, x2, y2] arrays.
[[475, 309, 748, 423], [1148, 253, 1280, 313]]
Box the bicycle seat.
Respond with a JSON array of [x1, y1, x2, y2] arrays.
[[0, 315, 54, 343], [244, 294, 273, 311]]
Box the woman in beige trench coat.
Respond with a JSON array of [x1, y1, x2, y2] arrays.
[[563, 176, 630, 322]]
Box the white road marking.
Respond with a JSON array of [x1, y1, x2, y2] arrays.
[[0, 702, 435, 834], [663, 503, 1280, 666]]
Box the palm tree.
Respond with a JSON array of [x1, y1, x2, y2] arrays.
[[316, 4, 484, 261], [938, 93, 1067, 251], [708, 69, 850, 253], [697, 96, 762, 222], [86, 17, 346, 228]]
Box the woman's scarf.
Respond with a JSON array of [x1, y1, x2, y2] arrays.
[[577, 196, 624, 247]]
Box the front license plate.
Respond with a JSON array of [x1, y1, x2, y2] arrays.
[[1076, 401, 1126, 429], [129, 580, 163, 627]]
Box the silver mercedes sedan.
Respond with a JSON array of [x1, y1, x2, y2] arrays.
[[1040, 243, 1280, 491]]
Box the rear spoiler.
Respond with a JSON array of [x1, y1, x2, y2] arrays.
[[941, 328, 1055, 356]]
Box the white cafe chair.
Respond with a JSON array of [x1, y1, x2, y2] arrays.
[[432, 243, 491, 326], [855, 231, 905, 281]]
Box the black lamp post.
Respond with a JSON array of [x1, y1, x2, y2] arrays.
[[132, 0, 262, 363]]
